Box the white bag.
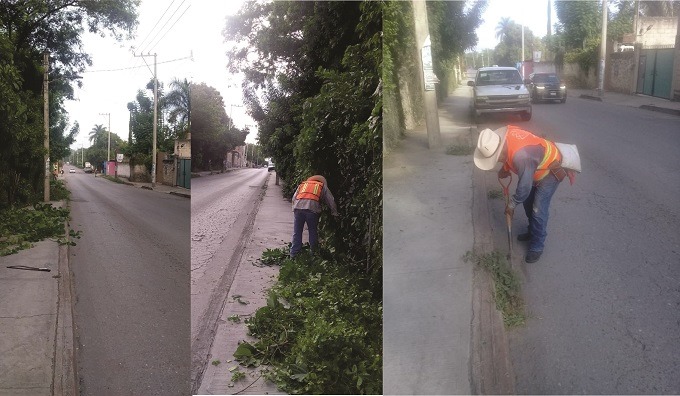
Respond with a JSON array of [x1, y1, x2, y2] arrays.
[[555, 142, 581, 173]]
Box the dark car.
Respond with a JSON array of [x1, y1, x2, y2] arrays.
[[526, 73, 566, 103]]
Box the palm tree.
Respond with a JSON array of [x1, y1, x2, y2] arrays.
[[164, 78, 190, 139], [88, 124, 107, 147], [495, 17, 513, 43]]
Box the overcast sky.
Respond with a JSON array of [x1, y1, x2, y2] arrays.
[[65, 0, 563, 151], [475, 0, 559, 50], [65, 0, 254, 151]]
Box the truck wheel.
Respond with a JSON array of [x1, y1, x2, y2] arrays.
[[520, 111, 532, 121]]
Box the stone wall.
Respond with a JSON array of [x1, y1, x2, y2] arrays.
[[607, 51, 637, 94], [129, 165, 150, 182], [560, 63, 598, 89]]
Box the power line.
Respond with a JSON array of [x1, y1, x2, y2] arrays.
[[139, 0, 187, 54], [80, 56, 192, 73], [146, 4, 191, 53], [135, 0, 177, 54]]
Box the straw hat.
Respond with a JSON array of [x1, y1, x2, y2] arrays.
[[473, 126, 507, 170]]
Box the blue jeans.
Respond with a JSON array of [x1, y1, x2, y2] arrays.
[[523, 173, 562, 252], [290, 209, 320, 257]]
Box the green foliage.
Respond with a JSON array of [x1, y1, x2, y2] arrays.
[[0, 1, 139, 207], [50, 179, 70, 201], [190, 82, 247, 171], [555, 1, 601, 50], [427, 1, 487, 98], [464, 251, 525, 327], [211, 360, 221, 366], [0, 203, 72, 256], [234, 248, 382, 394], [231, 370, 246, 382]]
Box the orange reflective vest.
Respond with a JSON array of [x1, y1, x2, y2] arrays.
[[296, 180, 323, 201], [503, 125, 562, 182]]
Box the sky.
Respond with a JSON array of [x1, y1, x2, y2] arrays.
[[65, 0, 561, 151], [475, 0, 559, 51], [65, 0, 255, 152]]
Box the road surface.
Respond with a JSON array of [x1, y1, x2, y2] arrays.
[[66, 172, 190, 395], [477, 94, 680, 393], [190, 168, 269, 391]]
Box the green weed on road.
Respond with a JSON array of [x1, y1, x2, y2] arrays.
[[465, 251, 525, 327]]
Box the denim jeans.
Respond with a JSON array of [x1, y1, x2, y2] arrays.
[[522, 172, 562, 252], [290, 209, 320, 257]]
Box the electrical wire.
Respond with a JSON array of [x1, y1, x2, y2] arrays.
[[138, 0, 187, 54], [135, 0, 177, 54], [146, 3, 191, 53], [80, 56, 193, 73]]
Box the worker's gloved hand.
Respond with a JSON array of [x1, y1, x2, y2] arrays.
[[505, 205, 514, 218], [498, 168, 510, 179]]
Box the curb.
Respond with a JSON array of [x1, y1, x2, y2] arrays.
[[53, 202, 77, 396], [470, 164, 516, 395], [639, 104, 680, 117], [579, 94, 603, 102], [169, 191, 191, 198]]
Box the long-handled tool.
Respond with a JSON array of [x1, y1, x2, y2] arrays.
[[498, 175, 513, 260]]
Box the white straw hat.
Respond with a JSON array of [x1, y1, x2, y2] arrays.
[[473, 126, 507, 170]]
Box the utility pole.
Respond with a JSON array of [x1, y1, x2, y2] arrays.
[[134, 52, 158, 186], [598, 0, 608, 96], [521, 23, 525, 78], [412, 0, 440, 149], [43, 51, 50, 202], [99, 112, 111, 162]]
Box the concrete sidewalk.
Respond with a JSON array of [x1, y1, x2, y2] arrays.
[[569, 88, 680, 116], [0, 203, 76, 396], [384, 85, 477, 394], [196, 171, 290, 395]]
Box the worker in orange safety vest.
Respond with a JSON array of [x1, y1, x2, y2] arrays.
[[473, 125, 567, 263], [290, 175, 339, 258]]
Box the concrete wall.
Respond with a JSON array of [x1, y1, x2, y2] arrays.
[[561, 63, 598, 89], [638, 17, 677, 48], [117, 162, 131, 179], [607, 51, 637, 94]]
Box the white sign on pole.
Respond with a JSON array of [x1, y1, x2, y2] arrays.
[[116, 153, 124, 162], [421, 35, 439, 91]]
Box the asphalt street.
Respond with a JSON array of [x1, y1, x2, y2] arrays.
[[65, 171, 190, 395], [477, 93, 680, 393], [190, 168, 269, 391]]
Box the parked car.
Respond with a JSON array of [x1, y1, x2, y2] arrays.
[[267, 161, 275, 172], [467, 66, 532, 122], [525, 72, 567, 103], [69, 168, 76, 173]]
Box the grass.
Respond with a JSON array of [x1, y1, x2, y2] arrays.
[[446, 144, 475, 156], [464, 251, 525, 327]]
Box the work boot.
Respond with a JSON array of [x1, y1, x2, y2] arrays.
[[517, 232, 531, 241], [525, 250, 543, 263]]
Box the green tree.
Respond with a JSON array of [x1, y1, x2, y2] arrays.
[[190, 82, 246, 170], [0, 0, 139, 206], [496, 16, 513, 41], [164, 78, 190, 139]]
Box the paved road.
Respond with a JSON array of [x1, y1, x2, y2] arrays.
[[190, 168, 269, 391], [477, 95, 680, 393], [66, 172, 190, 395]]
